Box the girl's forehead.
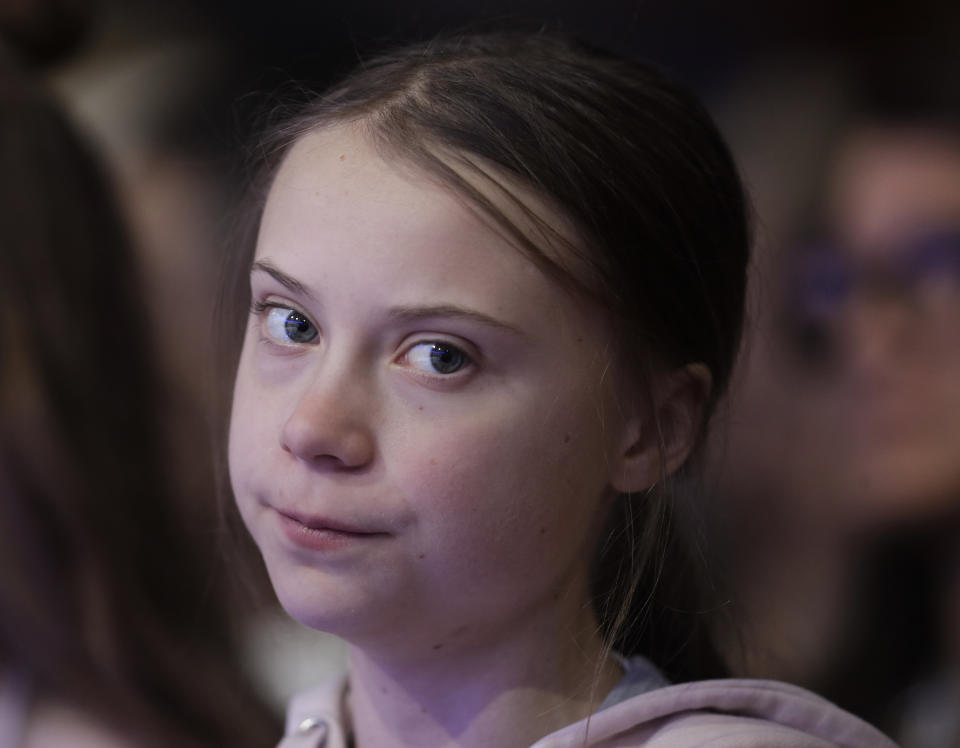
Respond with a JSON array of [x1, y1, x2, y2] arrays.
[[269, 125, 592, 285], [261, 128, 509, 272], [273, 126, 415, 205]]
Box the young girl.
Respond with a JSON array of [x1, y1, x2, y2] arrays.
[[225, 33, 896, 747]]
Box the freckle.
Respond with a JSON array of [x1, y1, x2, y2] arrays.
[[418, 405, 424, 411], [552, 591, 561, 602], [563, 434, 571, 443], [432, 643, 443, 650], [576, 336, 583, 343], [539, 527, 546, 535], [418, 553, 426, 559], [339, 153, 345, 161], [429, 458, 437, 465]]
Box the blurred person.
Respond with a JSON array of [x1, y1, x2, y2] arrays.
[[706, 48, 960, 745], [0, 48, 280, 747], [785, 96, 960, 746], [789, 120, 960, 522], [43, 0, 237, 520]]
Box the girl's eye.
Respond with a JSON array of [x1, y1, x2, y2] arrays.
[[405, 342, 471, 375], [263, 305, 319, 344]]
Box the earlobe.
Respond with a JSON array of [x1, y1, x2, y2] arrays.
[[610, 363, 712, 494]]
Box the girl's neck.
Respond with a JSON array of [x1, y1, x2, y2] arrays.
[[345, 595, 623, 748]]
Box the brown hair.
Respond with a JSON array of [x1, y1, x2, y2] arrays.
[[0, 51, 279, 746]]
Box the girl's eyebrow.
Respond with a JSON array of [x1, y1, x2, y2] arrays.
[[250, 260, 316, 300], [252, 259, 522, 336], [388, 304, 524, 337]]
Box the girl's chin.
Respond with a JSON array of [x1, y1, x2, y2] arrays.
[[268, 573, 400, 642], [275, 595, 367, 638]]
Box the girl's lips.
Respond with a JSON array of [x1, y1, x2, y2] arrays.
[[273, 508, 389, 553], [275, 507, 383, 535]]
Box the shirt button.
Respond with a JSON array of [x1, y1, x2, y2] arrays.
[[296, 716, 329, 740]]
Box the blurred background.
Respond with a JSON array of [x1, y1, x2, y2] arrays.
[[2, 0, 958, 745]]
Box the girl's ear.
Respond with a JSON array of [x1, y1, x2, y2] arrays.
[[610, 363, 712, 494]]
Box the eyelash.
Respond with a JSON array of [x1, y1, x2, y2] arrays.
[[251, 300, 320, 346], [250, 298, 477, 379], [399, 340, 475, 379], [251, 299, 292, 315]]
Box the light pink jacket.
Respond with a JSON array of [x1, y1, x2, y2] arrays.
[[276, 667, 898, 747]]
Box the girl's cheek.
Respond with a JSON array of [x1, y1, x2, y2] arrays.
[[230, 371, 277, 479]]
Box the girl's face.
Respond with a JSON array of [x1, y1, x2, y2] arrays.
[[229, 126, 634, 655]]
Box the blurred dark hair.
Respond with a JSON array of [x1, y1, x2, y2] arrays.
[[0, 50, 278, 746], [222, 32, 750, 682], [0, 0, 92, 68]]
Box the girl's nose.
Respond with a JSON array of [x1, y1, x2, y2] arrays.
[[280, 370, 376, 470]]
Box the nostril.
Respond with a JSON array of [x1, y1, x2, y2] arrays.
[[334, 432, 376, 468]]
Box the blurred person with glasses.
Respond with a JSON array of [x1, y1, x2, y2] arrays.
[[706, 47, 960, 747]]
